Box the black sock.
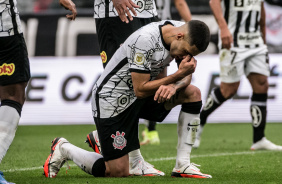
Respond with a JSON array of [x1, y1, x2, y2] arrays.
[[148, 121, 156, 131], [200, 87, 227, 126], [251, 93, 267, 143], [91, 158, 106, 177], [1, 99, 22, 116]]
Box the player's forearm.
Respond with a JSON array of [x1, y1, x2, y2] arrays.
[[174, 0, 192, 22], [209, 0, 228, 30], [134, 72, 185, 98], [170, 74, 191, 91], [260, 2, 266, 44]]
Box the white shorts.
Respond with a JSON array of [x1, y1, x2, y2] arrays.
[[219, 45, 270, 83]]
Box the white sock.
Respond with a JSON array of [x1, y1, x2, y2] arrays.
[[61, 142, 103, 175], [129, 149, 143, 168], [175, 111, 200, 169], [0, 106, 20, 163]]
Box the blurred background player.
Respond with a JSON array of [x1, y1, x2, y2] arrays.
[[194, 0, 282, 151], [59, 0, 164, 176], [141, 0, 192, 146], [0, 0, 31, 183]]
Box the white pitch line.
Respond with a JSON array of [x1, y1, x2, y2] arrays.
[[147, 150, 271, 162], [2, 150, 274, 173]]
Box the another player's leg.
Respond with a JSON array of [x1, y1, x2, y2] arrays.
[[140, 120, 160, 145], [0, 83, 27, 184], [248, 73, 282, 150], [85, 130, 164, 176], [195, 87, 226, 148], [43, 137, 106, 178]]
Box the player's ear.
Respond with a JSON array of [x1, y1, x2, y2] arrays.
[[176, 33, 184, 40]]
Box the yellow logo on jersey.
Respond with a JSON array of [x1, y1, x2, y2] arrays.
[[134, 53, 145, 65], [100, 51, 107, 63], [0, 63, 15, 76]]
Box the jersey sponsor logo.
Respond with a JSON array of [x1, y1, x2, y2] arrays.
[[155, 42, 163, 51], [237, 32, 263, 45], [134, 53, 145, 65], [136, 0, 154, 13], [234, 0, 261, 11], [251, 105, 262, 127], [235, 0, 244, 7], [111, 131, 127, 150], [0, 63, 15, 76], [100, 51, 107, 63]]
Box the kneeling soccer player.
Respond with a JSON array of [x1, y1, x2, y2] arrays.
[[43, 19, 212, 178]]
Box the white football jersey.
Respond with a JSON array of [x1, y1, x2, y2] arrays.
[[92, 20, 184, 118], [94, 0, 158, 18], [0, 0, 22, 37], [219, 0, 265, 49]]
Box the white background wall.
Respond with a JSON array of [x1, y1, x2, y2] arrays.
[[21, 54, 282, 125]]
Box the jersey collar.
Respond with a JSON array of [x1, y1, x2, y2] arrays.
[[159, 21, 174, 51]]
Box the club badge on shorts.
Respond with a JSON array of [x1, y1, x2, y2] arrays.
[[111, 131, 127, 150], [100, 51, 107, 63]]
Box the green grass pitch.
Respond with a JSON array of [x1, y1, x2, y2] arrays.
[[1, 123, 282, 184]]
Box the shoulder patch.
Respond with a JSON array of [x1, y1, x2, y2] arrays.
[[134, 53, 145, 65]]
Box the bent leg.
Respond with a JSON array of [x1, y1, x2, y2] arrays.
[[248, 73, 268, 143]]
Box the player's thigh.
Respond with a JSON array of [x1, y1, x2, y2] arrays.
[[219, 49, 245, 83], [139, 96, 171, 122], [0, 34, 30, 103], [246, 52, 269, 93], [94, 101, 142, 161]]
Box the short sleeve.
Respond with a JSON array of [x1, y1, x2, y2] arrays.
[[127, 35, 154, 74]]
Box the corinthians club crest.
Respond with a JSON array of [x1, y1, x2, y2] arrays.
[[111, 131, 127, 150]]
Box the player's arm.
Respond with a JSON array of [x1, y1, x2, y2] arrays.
[[112, 0, 140, 23], [209, 0, 233, 49], [59, 0, 77, 20], [131, 56, 196, 99], [260, 2, 266, 44], [174, 0, 192, 22]]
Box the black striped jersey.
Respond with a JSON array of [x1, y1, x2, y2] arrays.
[[92, 20, 184, 118], [155, 0, 171, 20], [0, 0, 22, 37], [94, 0, 158, 18], [220, 0, 265, 49]]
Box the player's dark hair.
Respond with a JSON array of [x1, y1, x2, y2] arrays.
[[187, 20, 210, 52]]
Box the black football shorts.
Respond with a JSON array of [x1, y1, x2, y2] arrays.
[[94, 95, 170, 161], [95, 16, 158, 68], [0, 33, 30, 86]]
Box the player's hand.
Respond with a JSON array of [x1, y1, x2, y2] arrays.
[[59, 0, 77, 20], [154, 85, 177, 103], [220, 27, 233, 49], [112, 0, 139, 23], [177, 55, 197, 78]]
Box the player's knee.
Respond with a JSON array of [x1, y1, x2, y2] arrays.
[[186, 86, 201, 101], [222, 87, 237, 99]]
